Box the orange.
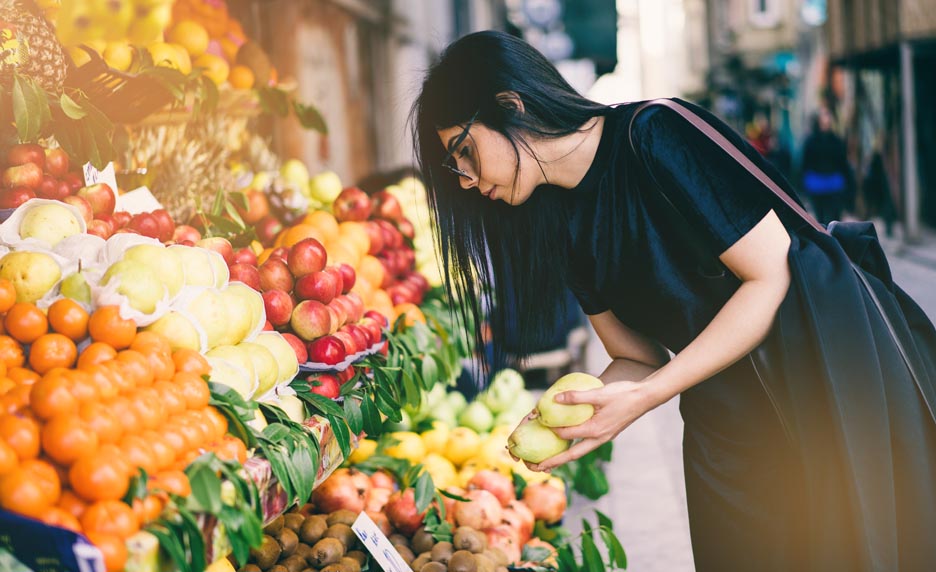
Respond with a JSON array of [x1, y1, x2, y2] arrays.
[[3, 303, 48, 344], [57, 489, 88, 520], [20, 458, 61, 504], [204, 406, 228, 441], [0, 377, 11, 395], [41, 506, 82, 532], [42, 413, 99, 465], [214, 435, 248, 464], [369, 289, 395, 322], [85, 532, 128, 572], [29, 333, 78, 373], [82, 364, 118, 401], [108, 396, 143, 436], [0, 439, 17, 476], [69, 451, 130, 502], [127, 387, 165, 431], [172, 449, 202, 471], [153, 380, 186, 416], [228, 64, 255, 89], [77, 342, 118, 369], [171, 348, 211, 376], [303, 210, 340, 243], [47, 299, 90, 341], [88, 306, 136, 350], [81, 499, 140, 539], [327, 242, 361, 268], [141, 430, 175, 472], [30, 371, 79, 419], [0, 335, 24, 368], [172, 371, 210, 410], [119, 433, 158, 475], [130, 331, 171, 356], [168, 20, 209, 58], [148, 469, 191, 497], [0, 384, 30, 414], [159, 426, 187, 456], [357, 255, 387, 290], [7, 366, 38, 385], [393, 303, 426, 328], [116, 350, 154, 387], [166, 418, 202, 451], [79, 401, 123, 445], [67, 369, 99, 404], [0, 466, 52, 518], [338, 222, 371, 257], [132, 494, 164, 524], [101, 362, 135, 395], [282, 223, 326, 248], [0, 278, 16, 313]]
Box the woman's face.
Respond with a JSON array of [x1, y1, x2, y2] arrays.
[[437, 122, 543, 205]]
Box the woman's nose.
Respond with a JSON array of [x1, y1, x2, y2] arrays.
[[459, 172, 477, 190]]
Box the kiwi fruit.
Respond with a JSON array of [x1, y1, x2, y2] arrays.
[[412, 527, 436, 554], [474, 554, 495, 572], [448, 550, 478, 572], [295, 543, 313, 560], [280, 555, 307, 572], [300, 515, 328, 545], [421, 563, 447, 572], [345, 551, 367, 566], [276, 528, 300, 558], [250, 535, 282, 570], [388, 533, 409, 547], [412, 553, 432, 570], [394, 544, 415, 564], [326, 509, 358, 527], [268, 566, 288, 572], [338, 556, 362, 572], [239, 565, 262, 572], [263, 516, 285, 536], [431, 541, 454, 564], [236, 42, 271, 86], [486, 548, 509, 567], [283, 513, 305, 533], [494, 567, 509, 572], [320, 564, 355, 572], [323, 523, 357, 550], [452, 528, 485, 554], [309, 537, 345, 568]]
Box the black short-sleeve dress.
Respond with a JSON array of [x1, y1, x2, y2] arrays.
[[564, 99, 936, 571]]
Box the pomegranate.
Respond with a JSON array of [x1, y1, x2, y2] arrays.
[[366, 487, 392, 512], [442, 486, 464, 525], [501, 500, 535, 545], [484, 525, 522, 564], [366, 511, 393, 536], [468, 470, 516, 507], [311, 468, 371, 513], [454, 489, 503, 530], [370, 470, 397, 491], [384, 488, 426, 535], [521, 482, 567, 525]]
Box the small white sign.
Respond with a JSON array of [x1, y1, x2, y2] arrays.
[[113, 186, 163, 215], [351, 512, 413, 572], [82, 162, 119, 193]]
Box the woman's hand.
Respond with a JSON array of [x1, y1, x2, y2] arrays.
[[525, 380, 659, 472]]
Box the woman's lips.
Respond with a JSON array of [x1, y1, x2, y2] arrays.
[[482, 186, 496, 199]]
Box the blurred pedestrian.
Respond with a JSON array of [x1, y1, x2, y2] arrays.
[[800, 107, 855, 224], [862, 137, 897, 237]]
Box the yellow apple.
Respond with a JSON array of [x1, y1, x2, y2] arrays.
[[0, 251, 62, 303]]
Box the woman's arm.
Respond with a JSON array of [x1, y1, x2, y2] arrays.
[[588, 311, 671, 368], [529, 209, 791, 471]]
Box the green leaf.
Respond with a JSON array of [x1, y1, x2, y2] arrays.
[[402, 370, 420, 408], [512, 472, 528, 499], [293, 101, 328, 134], [581, 533, 604, 572], [594, 442, 613, 462], [573, 463, 609, 501], [343, 397, 363, 435], [12, 74, 40, 141], [599, 527, 628, 569], [59, 93, 87, 120], [522, 544, 554, 563], [178, 509, 207, 572], [438, 489, 470, 502], [581, 519, 594, 540], [361, 394, 383, 437], [595, 510, 614, 532], [327, 413, 352, 461], [301, 391, 345, 417], [257, 87, 291, 116], [146, 524, 192, 572], [262, 423, 291, 442], [557, 545, 579, 572], [290, 438, 318, 504], [413, 472, 435, 513]]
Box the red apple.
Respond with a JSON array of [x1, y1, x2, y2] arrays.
[[36, 175, 61, 200], [63, 172, 84, 194], [375, 220, 402, 249], [259, 259, 294, 293], [56, 180, 72, 199], [263, 289, 294, 326], [256, 215, 283, 247], [287, 237, 327, 277], [188, 212, 209, 232], [364, 310, 389, 328], [86, 219, 113, 239], [263, 320, 274, 331], [294, 270, 338, 304], [325, 306, 341, 335], [270, 247, 290, 264], [397, 219, 415, 240], [337, 366, 355, 385], [151, 209, 176, 243], [112, 211, 132, 229], [364, 221, 385, 255], [94, 214, 116, 232], [2, 163, 42, 189], [388, 286, 408, 306], [229, 263, 262, 291], [7, 144, 45, 170], [322, 266, 345, 296], [290, 300, 332, 341], [128, 212, 160, 238], [342, 324, 370, 352], [359, 317, 383, 345], [329, 297, 353, 326], [332, 329, 357, 355], [76, 183, 116, 215], [44, 148, 69, 177], [172, 224, 202, 243], [237, 189, 270, 225], [233, 248, 257, 266], [334, 264, 355, 294], [372, 190, 404, 222], [306, 373, 340, 398], [196, 237, 234, 266], [62, 195, 93, 225], [332, 187, 372, 222], [281, 333, 308, 364]]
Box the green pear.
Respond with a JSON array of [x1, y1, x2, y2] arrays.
[[19, 203, 82, 246], [60, 272, 92, 305], [0, 251, 62, 303], [538, 373, 604, 428], [144, 311, 203, 351], [446, 390, 468, 415], [207, 251, 229, 289], [216, 288, 253, 346], [238, 341, 279, 396], [458, 401, 495, 434], [186, 289, 227, 349], [123, 244, 184, 298], [280, 159, 310, 189], [169, 245, 215, 287], [507, 418, 570, 464], [225, 283, 264, 336], [102, 260, 166, 314], [206, 345, 258, 395], [252, 332, 299, 385], [274, 394, 306, 424], [204, 355, 257, 399]]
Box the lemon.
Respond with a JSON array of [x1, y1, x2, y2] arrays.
[[228, 64, 255, 89], [420, 421, 450, 455], [147, 42, 181, 70], [421, 453, 458, 489], [349, 438, 377, 464], [444, 427, 482, 467], [194, 53, 230, 85], [103, 42, 133, 71], [172, 43, 192, 74], [168, 20, 209, 58], [383, 431, 426, 464]]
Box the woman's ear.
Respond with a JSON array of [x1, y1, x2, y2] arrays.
[[496, 91, 525, 114]]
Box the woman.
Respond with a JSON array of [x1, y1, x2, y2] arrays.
[[799, 106, 856, 224], [412, 31, 936, 570]]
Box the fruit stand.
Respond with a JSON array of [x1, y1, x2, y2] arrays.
[[0, 1, 625, 571]]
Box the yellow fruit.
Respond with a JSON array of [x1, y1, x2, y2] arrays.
[[147, 42, 181, 70], [383, 432, 426, 464], [511, 460, 550, 484], [303, 211, 340, 244], [172, 44, 192, 75], [445, 427, 482, 467], [228, 65, 255, 89], [168, 20, 209, 58], [477, 437, 516, 474], [420, 421, 450, 456], [338, 222, 370, 258], [538, 372, 604, 427], [348, 438, 377, 464], [67, 46, 92, 68], [194, 53, 229, 85], [103, 42, 133, 72], [420, 453, 458, 489]]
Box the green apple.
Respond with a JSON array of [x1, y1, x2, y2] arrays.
[[280, 159, 310, 189], [123, 244, 184, 298], [102, 259, 166, 314], [458, 401, 495, 434], [144, 311, 203, 351], [307, 171, 342, 203], [19, 203, 82, 246], [252, 332, 299, 385], [274, 394, 306, 424], [445, 390, 468, 415], [537, 373, 604, 428], [216, 287, 253, 346], [238, 341, 279, 397], [186, 289, 228, 349], [169, 245, 215, 287], [60, 272, 92, 305], [205, 355, 257, 399], [0, 251, 62, 303], [507, 418, 570, 464]]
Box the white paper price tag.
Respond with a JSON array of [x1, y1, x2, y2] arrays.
[[82, 162, 119, 193], [352, 512, 413, 571], [114, 186, 163, 215]]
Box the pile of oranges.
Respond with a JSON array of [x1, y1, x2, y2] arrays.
[[0, 279, 249, 571]]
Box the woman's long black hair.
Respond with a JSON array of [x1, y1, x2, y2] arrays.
[[411, 30, 609, 374]]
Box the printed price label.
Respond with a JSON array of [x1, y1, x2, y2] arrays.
[[82, 162, 118, 193], [352, 512, 413, 572]]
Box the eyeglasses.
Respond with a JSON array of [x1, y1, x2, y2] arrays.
[[441, 111, 479, 180]]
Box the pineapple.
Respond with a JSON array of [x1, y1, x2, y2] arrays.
[[0, 0, 67, 92]]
